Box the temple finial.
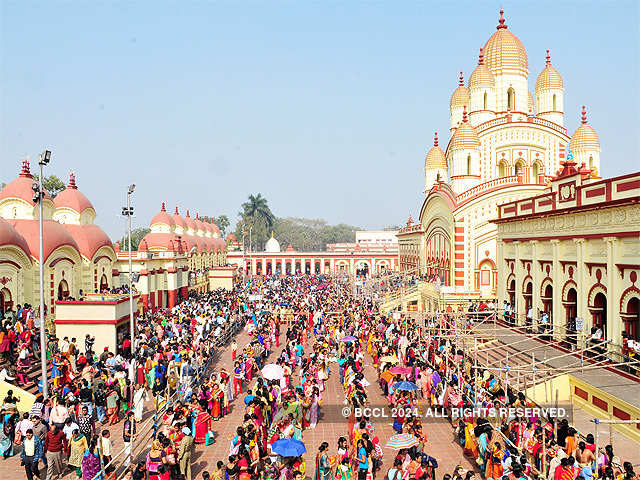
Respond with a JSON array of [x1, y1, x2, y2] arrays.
[[581, 105, 587, 125], [546, 49, 551, 66], [478, 48, 484, 65], [497, 8, 507, 29], [434, 132, 439, 147], [68, 171, 77, 189], [458, 71, 464, 86]]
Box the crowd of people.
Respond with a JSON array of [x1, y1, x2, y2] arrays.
[[1, 273, 638, 480]]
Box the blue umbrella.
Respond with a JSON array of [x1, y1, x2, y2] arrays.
[[392, 381, 418, 391], [271, 438, 307, 457], [244, 395, 255, 405]]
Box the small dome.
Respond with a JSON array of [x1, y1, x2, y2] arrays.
[[469, 48, 495, 89], [569, 106, 600, 152], [0, 159, 52, 206], [194, 213, 206, 234], [62, 224, 113, 259], [425, 132, 447, 169], [54, 172, 94, 214], [450, 71, 470, 108], [0, 217, 31, 261], [535, 50, 563, 91], [9, 219, 79, 262], [449, 108, 481, 150], [172, 206, 186, 229], [150, 203, 175, 228], [528, 91, 534, 113], [483, 10, 528, 74], [183, 210, 196, 232], [265, 233, 281, 253], [227, 233, 238, 242], [139, 232, 180, 252]]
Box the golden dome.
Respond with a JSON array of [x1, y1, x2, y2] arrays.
[[483, 10, 528, 74], [469, 48, 495, 89], [569, 106, 600, 152], [450, 108, 481, 150], [528, 91, 534, 113], [450, 71, 470, 107], [425, 132, 447, 169], [535, 50, 564, 91]]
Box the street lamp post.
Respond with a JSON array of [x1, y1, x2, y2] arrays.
[[33, 149, 52, 399], [121, 184, 135, 464]]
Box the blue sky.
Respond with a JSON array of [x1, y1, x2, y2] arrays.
[[2, 1, 638, 240]]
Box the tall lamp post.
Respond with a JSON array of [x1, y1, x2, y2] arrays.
[[121, 184, 135, 464], [32, 149, 52, 399]]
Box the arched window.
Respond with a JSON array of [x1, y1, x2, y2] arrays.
[[483, 92, 488, 110], [552, 94, 557, 111], [498, 161, 507, 177], [589, 156, 594, 169], [515, 160, 523, 176], [532, 162, 540, 182], [467, 154, 472, 174], [507, 88, 515, 110]]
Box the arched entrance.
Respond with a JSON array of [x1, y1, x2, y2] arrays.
[[591, 292, 607, 336], [355, 261, 369, 277], [623, 297, 640, 341], [565, 287, 578, 347], [523, 280, 533, 327], [266, 263, 272, 275], [0, 288, 12, 316], [57, 280, 70, 300], [100, 274, 109, 292], [285, 262, 292, 275]]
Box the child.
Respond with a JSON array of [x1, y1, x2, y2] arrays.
[[101, 430, 113, 465]]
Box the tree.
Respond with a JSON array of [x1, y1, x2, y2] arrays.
[[212, 215, 230, 236], [236, 194, 276, 250], [33, 174, 66, 198], [119, 227, 151, 251]]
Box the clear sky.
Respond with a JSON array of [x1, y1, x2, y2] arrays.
[[1, 1, 638, 240]]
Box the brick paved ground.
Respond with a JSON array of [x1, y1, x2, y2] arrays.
[[0, 327, 482, 480]]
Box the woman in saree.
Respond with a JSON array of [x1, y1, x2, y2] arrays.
[[315, 442, 332, 480], [193, 400, 212, 444], [51, 354, 64, 389], [462, 416, 478, 458], [145, 357, 156, 389], [81, 440, 102, 480], [485, 442, 504, 480], [69, 429, 88, 478]]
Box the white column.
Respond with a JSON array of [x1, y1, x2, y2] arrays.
[[606, 237, 619, 348], [513, 241, 523, 325], [251, 258, 257, 275], [574, 239, 587, 344], [551, 240, 562, 339], [530, 241, 540, 323], [330, 258, 335, 273]]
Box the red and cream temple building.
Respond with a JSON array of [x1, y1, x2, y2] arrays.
[[0, 160, 228, 318], [494, 164, 640, 349], [226, 233, 398, 276]]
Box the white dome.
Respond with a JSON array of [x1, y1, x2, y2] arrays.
[[265, 234, 281, 253]]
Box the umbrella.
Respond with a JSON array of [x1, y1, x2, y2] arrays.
[[392, 381, 418, 391], [244, 395, 255, 405], [385, 433, 419, 450], [389, 366, 412, 375], [380, 371, 394, 382], [340, 336, 357, 342], [262, 364, 285, 380], [271, 438, 307, 457]]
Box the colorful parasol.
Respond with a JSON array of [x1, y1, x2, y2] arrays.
[[385, 433, 419, 450]]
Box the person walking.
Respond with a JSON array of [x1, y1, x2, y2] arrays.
[[44, 424, 67, 480], [20, 429, 44, 480], [178, 427, 194, 480]]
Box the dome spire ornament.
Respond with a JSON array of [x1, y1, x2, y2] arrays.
[[581, 105, 588, 125], [19, 157, 32, 178], [497, 8, 507, 30], [175, 206, 179, 215], [462, 105, 468, 123], [434, 131, 439, 147], [161, 202, 166, 212], [546, 49, 551, 66], [458, 71, 464, 86], [478, 47, 484, 65], [68, 171, 77, 189]]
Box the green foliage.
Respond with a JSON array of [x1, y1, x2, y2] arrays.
[[235, 193, 275, 250], [33, 174, 66, 198], [119, 227, 151, 251], [212, 215, 230, 236], [274, 217, 359, 251]]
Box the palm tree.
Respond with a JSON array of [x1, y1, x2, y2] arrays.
[[241, 193, 275, 229]]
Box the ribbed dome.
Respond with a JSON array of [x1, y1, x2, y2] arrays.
[[425, 132, 447, 169], [183, 210, 197, 232], [172, 206, 186, 229], [483, 10, 528, 74], [469, 48, 495, 89], [150, 203, 175, 227], [528, 92, 534, 113], [0, 217, 31, 260], [62, 224, 113, 259], [450, 109, 481, 150], [0, 160, 52, 206], [536, 50, 563, 91], [9, 219, 79, 262], [569, 106, 600, 152], [54, 172, 94, 214], [450, 71, 470, 107]]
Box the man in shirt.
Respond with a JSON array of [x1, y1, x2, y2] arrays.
[[62, 417, 79, 441], [21, 429, 44, 480], [44, 424, 67, 480]]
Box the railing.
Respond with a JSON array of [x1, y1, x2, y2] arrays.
[[456, 175, 521, 205], [474, 115, 568, 136]]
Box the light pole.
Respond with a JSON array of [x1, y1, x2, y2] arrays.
[[121, 184, 135, 465], [32, 149, 52, 399]]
